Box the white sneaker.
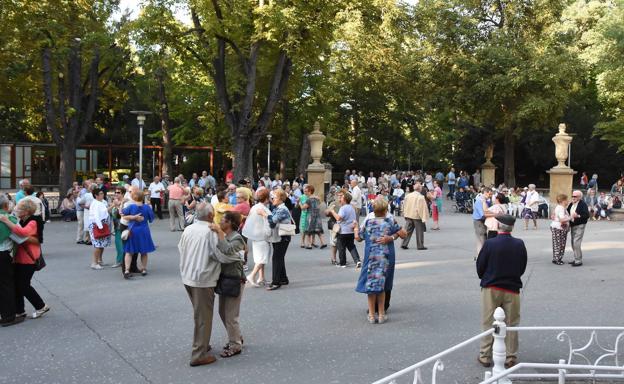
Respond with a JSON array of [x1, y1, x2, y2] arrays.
[[111, 263, 122, 268], [32, 305, 50, 319], [246, 275, 259, 287], [91, 263, 103, 270]]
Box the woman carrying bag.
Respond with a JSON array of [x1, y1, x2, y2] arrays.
[[258, 189, 293, 291], [88, 188, 112, 270]]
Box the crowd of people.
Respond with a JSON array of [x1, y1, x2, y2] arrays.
[[1, 168, 622, 369]]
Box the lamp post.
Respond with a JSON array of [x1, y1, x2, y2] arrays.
[[267, 134, 272, 177], [130, 111, 153, 189]]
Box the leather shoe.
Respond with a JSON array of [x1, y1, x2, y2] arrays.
[[1, 316, 25, 327], [189, 355, 217, 367], [400, 246, 408, 250], [567, 260, 575, 264], [417, 247, 428, 250], [571, 262, 583, 267], [266, 284, 281, 291], [477, 357, 492, 367]]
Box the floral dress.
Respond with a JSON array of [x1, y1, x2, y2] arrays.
[[305, 196, 324, 234], [355, 217, 401, 294]]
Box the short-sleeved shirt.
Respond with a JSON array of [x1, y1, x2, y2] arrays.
[[447, 172, 456, 185], [148, 182, 165, 199], [338, 204, 356, 234], [168, 184, 184, 200], [472, 194, 485, 220]]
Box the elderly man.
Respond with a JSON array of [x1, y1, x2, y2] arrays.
[[523, 184, 539, 230], [167, 177, 185, 231], [0, 194, 21, 326], [15, 179, 31, 203], [350, 179, 363, 218], [178, 203, 241, 367], [131, 172, 145, 190], [400, 182, 429, 250], [472, 187, 494, 258], [567, 190, 590, 267], [148, 176, 165, 220], [476, 214, 527, 369]]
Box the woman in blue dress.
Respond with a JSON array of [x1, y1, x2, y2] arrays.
[[354, 197, 405, 324], [122, 190, 156, 278]]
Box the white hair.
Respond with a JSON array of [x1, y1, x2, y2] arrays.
[[195, 202, 214, 221]]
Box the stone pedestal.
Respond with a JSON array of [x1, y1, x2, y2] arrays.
[[306, 121, 327, 202], [307, 166, 326, 202], [547, 167, 576, 203], [481, 163, 496, 188]]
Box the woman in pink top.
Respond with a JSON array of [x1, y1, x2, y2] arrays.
[[0, 199, 50, 319], [431, 180, 443, 230]]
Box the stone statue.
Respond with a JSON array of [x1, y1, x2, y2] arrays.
[[553, 123, 572, 168]]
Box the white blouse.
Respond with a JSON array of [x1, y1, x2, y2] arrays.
[[550, 204, 569, 230], [88, 199, 109, 229]]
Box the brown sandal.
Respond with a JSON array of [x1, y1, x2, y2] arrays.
[[220, 344, 241, 358]]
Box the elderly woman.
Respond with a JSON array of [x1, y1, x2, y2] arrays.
[[242, 188, 271, 286], [354, 197, 405, 324], [258, 188, 293, 291], [0, 199, 50, 321], [88, 188, 112, 270], [60, 192, 77, 222], [210, 211, 246, 358], [122, 190, 156, 278], [304, 185, 326, 249], [298, 186, 309, 247], [550, 194, 570, 265]]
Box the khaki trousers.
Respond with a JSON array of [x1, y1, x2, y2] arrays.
[[480, 287, 520, 362], [185, 285, 215, 362], [76, 211, 84, 242], [218, 284, 245, 348], [168, 199, 184, 231]]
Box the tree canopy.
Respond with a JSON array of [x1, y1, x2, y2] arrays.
[[1, 0, 623, 187]]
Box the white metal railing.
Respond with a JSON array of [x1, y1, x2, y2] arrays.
[[372, 307, 624, 384], [371, 328, 495, 384]]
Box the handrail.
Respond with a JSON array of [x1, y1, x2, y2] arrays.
[[479, 362, 624, 384], [371, 329, 495, 384], [508, 326, 624, 331]]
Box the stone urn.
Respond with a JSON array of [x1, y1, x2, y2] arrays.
[[553, 123, 572, 168], [308, 121, 326, 170]]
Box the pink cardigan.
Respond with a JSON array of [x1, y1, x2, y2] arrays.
[[11, 220, 41, 265]]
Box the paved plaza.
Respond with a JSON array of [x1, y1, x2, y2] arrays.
[[1, 208, 623, 384]]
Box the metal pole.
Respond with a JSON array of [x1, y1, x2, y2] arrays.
[[568, 143, 571, 168], [267, 134, 272, 177], [139, 123, 143, 189]]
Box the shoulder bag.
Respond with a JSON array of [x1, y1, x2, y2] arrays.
[[278, 209, 296, 237], [93, 223, 111, 239], [24, 245, 46, 271], [215, 274, 242, 297]]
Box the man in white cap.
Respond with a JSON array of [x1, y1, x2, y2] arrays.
[[476, 214, 527, 369]]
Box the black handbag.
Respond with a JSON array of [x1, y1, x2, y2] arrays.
[[215, 274, 242, 297]]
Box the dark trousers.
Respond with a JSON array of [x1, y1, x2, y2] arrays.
[[337, 233, 360, 266], [271, 239, 290, 285], [150, 198, 163, 219], [402, 218, 425, 249], [14, 264, 45, 313], [0, 251, 16, 320], [447, 185, 456, 199]]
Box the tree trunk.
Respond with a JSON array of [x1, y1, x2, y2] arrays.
[[157, 68, 173, 176], [232, 136, 255, 182], [503, 127, 516, 187], [297, 133, 311, 177], [59, 144, 76, 194], [279, 97, 289, 179]]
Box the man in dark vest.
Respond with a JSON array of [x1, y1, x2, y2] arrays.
[[567, 190, 590, 266], [476, 214, 527, 369]]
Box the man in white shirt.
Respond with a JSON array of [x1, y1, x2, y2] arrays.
[[350, 179, 362, 218], [148, 176, 165, 219], [523, 184, 539, 230], [131, 172, 145, 190], [178, 203, 241, 367]]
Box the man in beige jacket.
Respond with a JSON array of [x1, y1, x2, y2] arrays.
[[401, 183, 429, 250]]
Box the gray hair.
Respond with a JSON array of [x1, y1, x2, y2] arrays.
[[195, 202, 214, 221], [573, 190, 583, 198], [0, 194, 9, 209], [499, 223, 514, 233]]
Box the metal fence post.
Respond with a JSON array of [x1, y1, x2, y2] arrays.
[[558, 359, 566, 384], [491, 307, 512, 384]]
